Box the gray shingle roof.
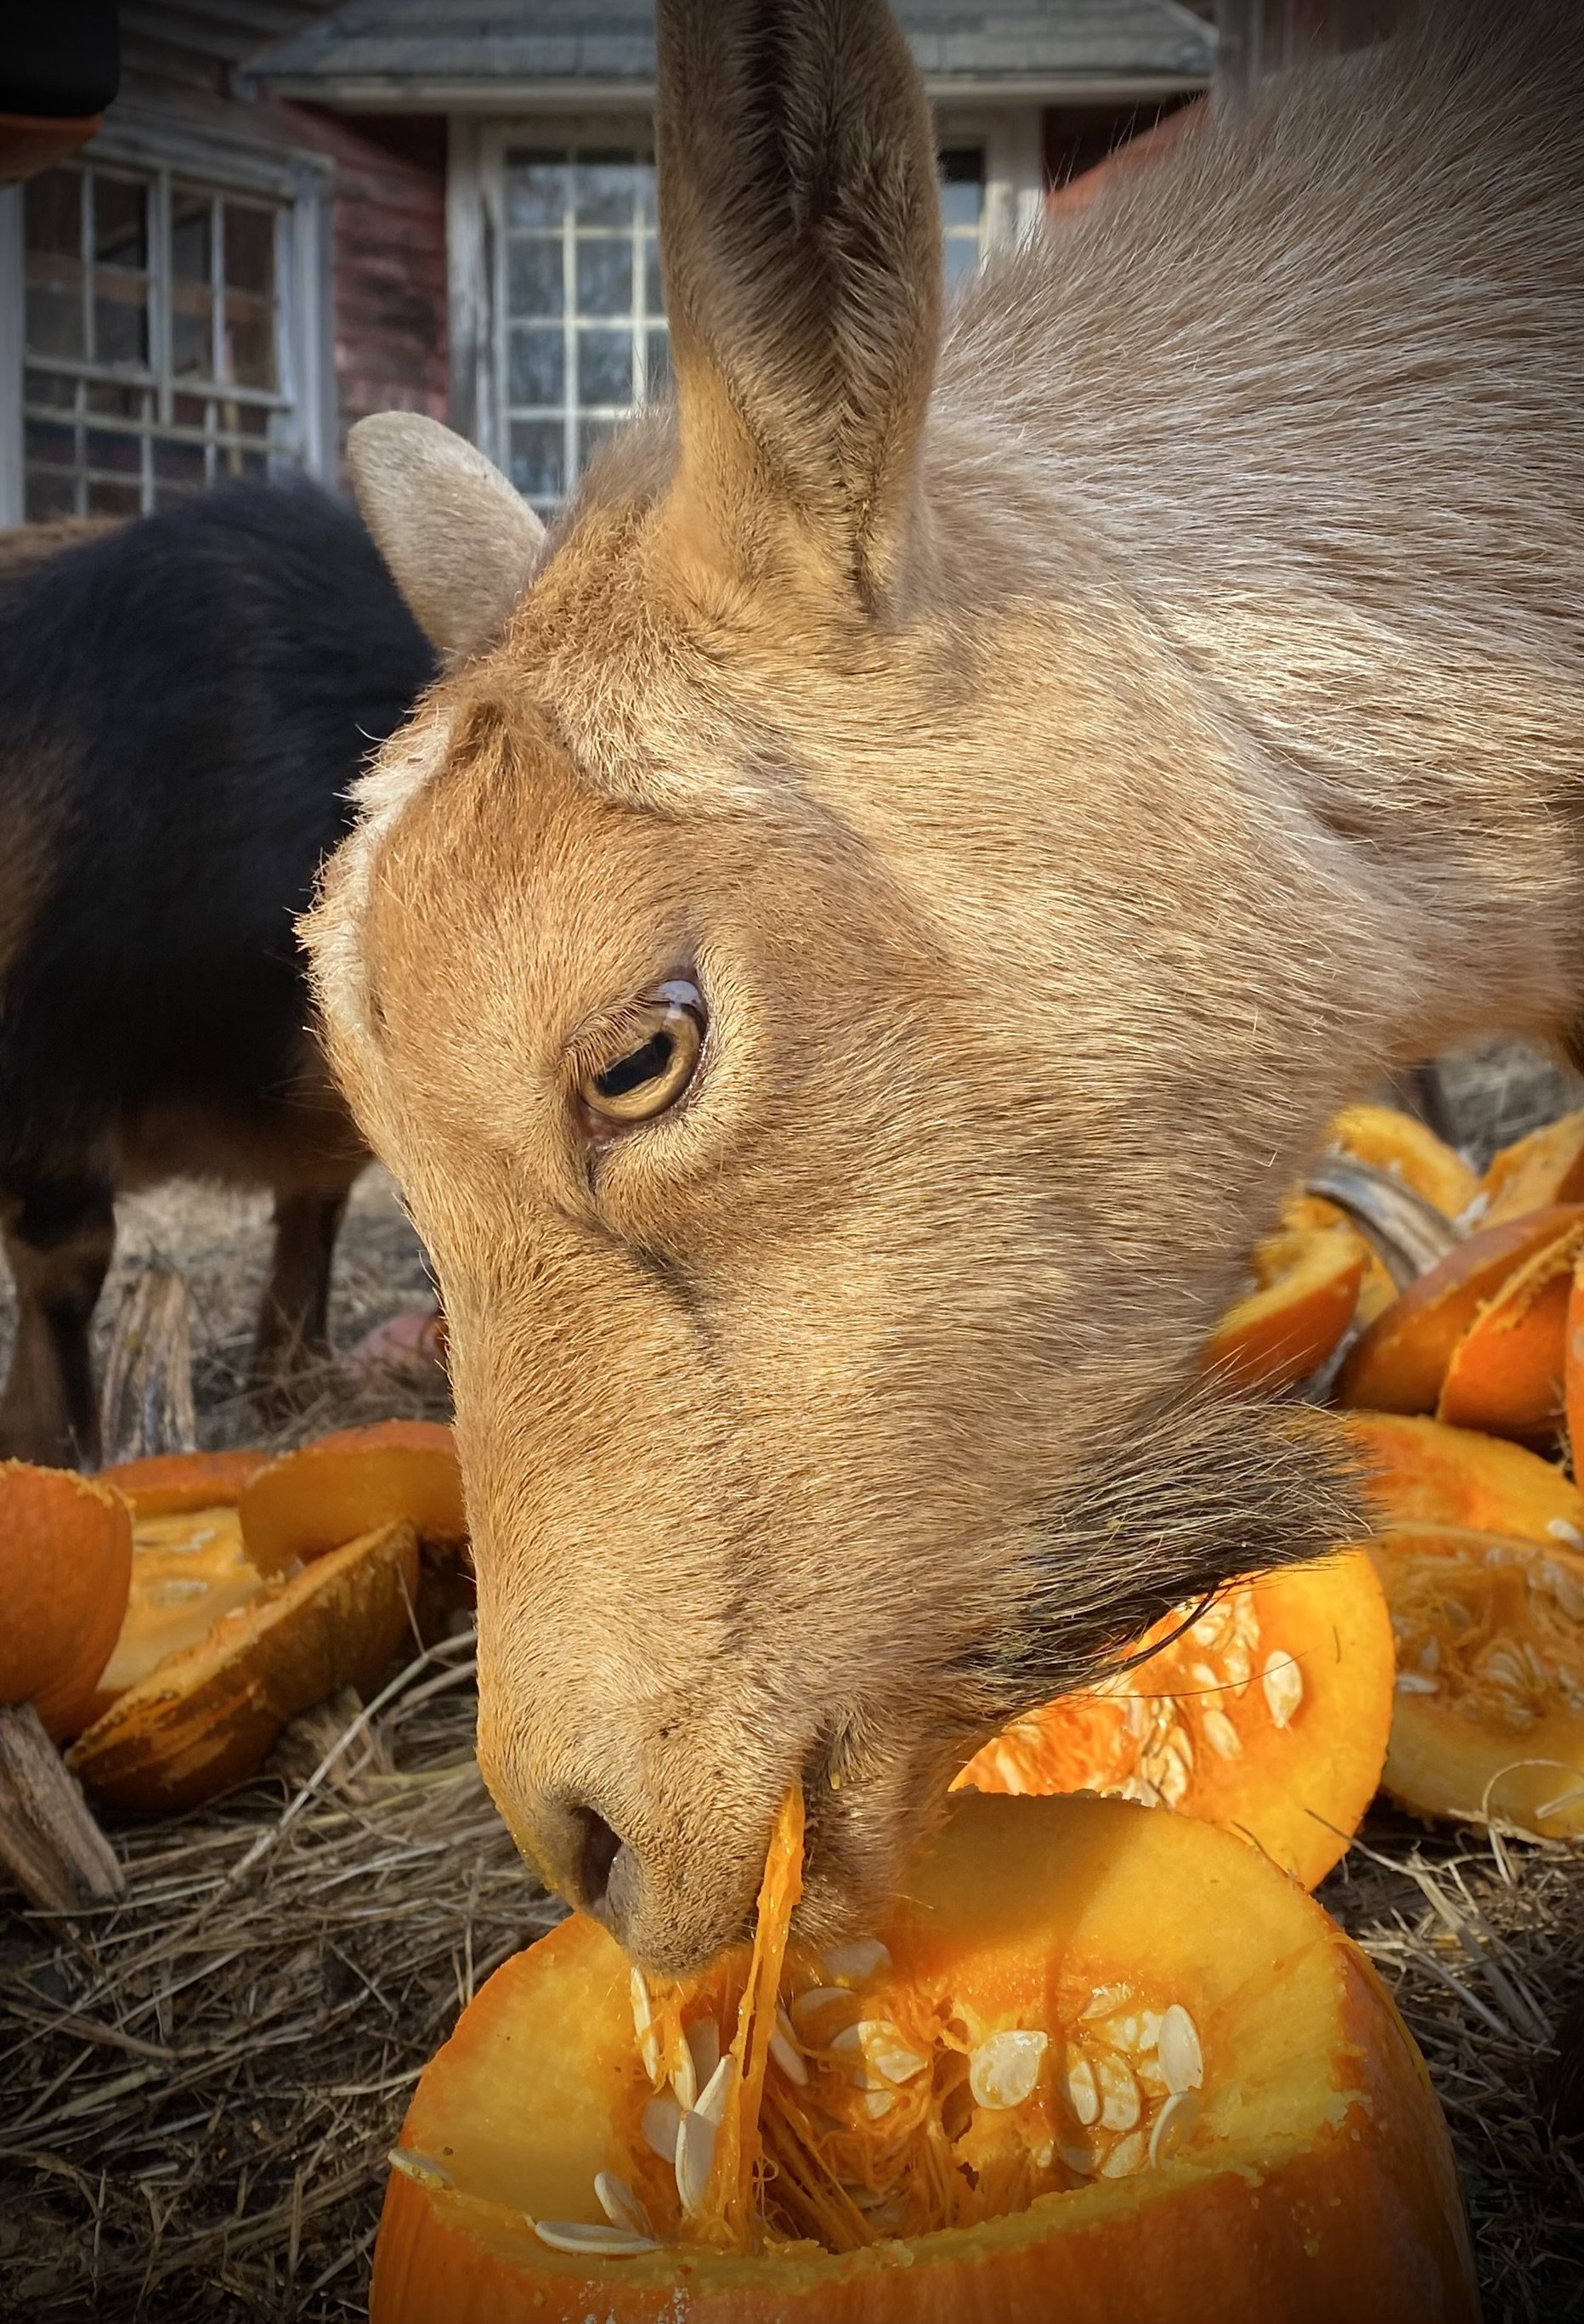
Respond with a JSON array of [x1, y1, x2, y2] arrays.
[[248, 0, 1216, 105]]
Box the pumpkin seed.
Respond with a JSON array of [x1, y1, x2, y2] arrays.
[[1095, 2049, 1140, 2132], [388, 2148, 451, 2189], [694, 2054, 737, 2127], [686, 2015, 721, 2089], [1545, 1518, 1584, 1553], [629, 1968, 662, 2084], [820, 1938, 891, 1988], [670, 2040, 698, 2112], [1061, 2054, 1100, 2125], [640, 2091, 683, 2162], [533, 2218, 660, 2257], [969, 2028, 1048, 2110], [769, 2007, 809, 2087], [1202, 1708, 1242, 1760], [1147, 2088, 1201, 2167], [1158, 2004, 1203, 2093], [789, 1986, 851, 2033], [1395, 1669, 1440, 1694], [595, 2172, 653, 2238], [1261, 1651, 1304, 1729], [675, 2108, 717, 2215], [1057, 2135, 1098, 2176], [1099, 2128, 1147, 2178]]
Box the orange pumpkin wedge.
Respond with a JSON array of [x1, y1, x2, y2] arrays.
[[1434, 1217, 1584, 1438], [371, 1794, 1477, 2324], [0, 1461, 133, 1742], [1476, 1106, 1584, 1226], [1370, 1522, 1584, 1837], [99, 1446, 268, 1518], [240, 1420, 465, 1567], [954, 1550, 1392, 1888], [73, 1502, 268, 1734], [67, 1518, 419, 1812], [1321, 1102, 1479, 1218], [1565, 1246, 1584, 1465], [1336, 1204, 1584, 1414], [1344, 1411, 1584, 1548], [1202, 1229, 1365, 1392]]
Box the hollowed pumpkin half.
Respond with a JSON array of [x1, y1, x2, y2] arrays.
[[67, 1519, 419, 1812], [1370, 1522, 1584, 1838], [371, 1794, 1476, 2324], [240, 1420, 465, 1567], [0, 1460, 133, 1742], [1321, 1102, 1479, 1218], [1337, 1205, 1584, 1414], [955, 1551, 1393, 1889], [1344, 1412, 1584, 1548], [72, 1501, 268, 1734], [1202, 1230, 1364, 1392]]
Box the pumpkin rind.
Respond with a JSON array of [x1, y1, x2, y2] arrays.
[[66, 1519, 419, 1811], [0, 1461, 133, 1742], [371, 1796, 1476, 2324], [99, 1447, 267, 1518], [955, 1551, 1394, 1888], [1203, 1229, 1364, 1392], [1337, 1205, 1584, 1413], [1434, 1224, 1581, 1439]]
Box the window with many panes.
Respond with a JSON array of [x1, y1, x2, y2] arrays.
[[21, 160, 297, 520], [496, 140, 986, 514]]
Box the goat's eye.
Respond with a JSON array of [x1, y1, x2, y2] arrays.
[[579, 981, 705, 1128]]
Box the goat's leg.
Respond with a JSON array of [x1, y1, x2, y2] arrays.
[[250, 1182, 354, 1404], [0, 1176, 116, 1468]]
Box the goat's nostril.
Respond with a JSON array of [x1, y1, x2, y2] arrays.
[[571, 1805, 623, 1913]]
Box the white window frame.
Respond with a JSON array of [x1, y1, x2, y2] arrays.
[[448, 102, 1045, 483], [0, 114, 332, 527]]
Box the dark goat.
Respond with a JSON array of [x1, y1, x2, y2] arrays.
[[0, 479, 435, 1466]]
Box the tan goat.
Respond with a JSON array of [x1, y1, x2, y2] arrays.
[[305, 0, 1584, 1971]]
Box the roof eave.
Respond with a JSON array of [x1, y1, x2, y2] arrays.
[[252, 69, 1211, 111]]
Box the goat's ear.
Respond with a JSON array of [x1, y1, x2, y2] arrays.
[[656, 0, 942, 607], [346, 413, 546, 660]]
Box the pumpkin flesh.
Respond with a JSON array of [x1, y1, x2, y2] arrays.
[[76, 1503, 266, 1732], [1344, 1411, 1584, 1546], [1202, 1229, 1363, 1392], [1321, 1102, 1479, 1216], [239, 1420, 464, 1568], [1477, 1106, 1584, 1225], [953, 1550, 1393, 1889], [371, 1794, 1476, 2324], [1371, 1522, 1584, 1836]]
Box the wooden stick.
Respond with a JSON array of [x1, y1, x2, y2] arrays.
[[0, 1701, 124, 1913]]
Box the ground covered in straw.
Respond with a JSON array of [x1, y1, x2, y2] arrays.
[[2, 1046, 1582, 2321]]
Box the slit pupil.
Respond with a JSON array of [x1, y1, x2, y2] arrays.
[[597, 1029, 673, 1100]]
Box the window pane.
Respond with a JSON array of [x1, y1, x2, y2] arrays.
[[25, 368, 77, 411], [172, 286, 214, 379], [87, 477, 143, 518], [93, 174, 148, 271], [87, 427, 142, 479], [644, 328, 672, 399], [25, 278, 84, 360], [174, 392, 209, 429], [26, 465, 78, 520], [939, 147, 984, 232], [223, 203, 275, 296], [25, 169, 82, 257], [577, 326, 632, 405], [154, 436, 208, 497], [575, 236, 631, 316], [87, 379, 148, 421], [25, 418, 77, 474], [504, 150, 568, 228], [509, 419, 565, 500], [642, 235, 664, 319], [223, 294, 276, 390], [573, 152, 645, 228], [172, 191, 213, 283], [93, 273, 149, 367], [506, 236, 563, 319], [944, 235, 981, 287], [507, 327, 565, 407]]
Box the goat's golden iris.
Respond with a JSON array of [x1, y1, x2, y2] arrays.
[[581, 984, 705, 1127]]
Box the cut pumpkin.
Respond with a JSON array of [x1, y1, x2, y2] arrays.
[[99, 1447, 267, 1518], [1476, 1107, 1584, 1226], [1370, 1522, 1584, 1838], [1344, 1412, 1584, 1548], [954, 1550, 1393, 1889], [240, 1420, 465, 1567], [67, 1519, 420, 1812], [1202, 1228, 1364, 1392], [73, 1502, 267, 1734], [371, 1794, 1477, 2324], [1321, 1102, 1479, 1218], [1434, 1219, 1583, 1439], [0, 1461, 133, 1742], [1336, 1205, 1584, 1414]]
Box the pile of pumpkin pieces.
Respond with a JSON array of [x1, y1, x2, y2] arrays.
[[2, 1101, 1581, 1919]]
